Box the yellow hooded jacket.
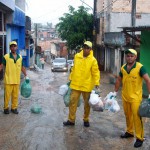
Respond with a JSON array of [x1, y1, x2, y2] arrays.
[[69, 50, 100, 92]]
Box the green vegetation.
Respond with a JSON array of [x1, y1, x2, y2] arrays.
[[56, 6, 93, 51]]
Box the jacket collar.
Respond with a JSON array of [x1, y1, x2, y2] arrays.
[[77, 50, 93, 58]]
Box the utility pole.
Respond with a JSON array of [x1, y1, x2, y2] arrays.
[[35, 23, 38, 64], [80, 0, 97, 55], [131, 0, 136, 27], [35, 23, 38, 49], [80, 0, 95, 45], [131, 0, 136, 47], [93, 0, 97, 52]]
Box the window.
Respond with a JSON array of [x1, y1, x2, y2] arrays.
[[136, 14, 141, 19], [40, 34, 43, 38]]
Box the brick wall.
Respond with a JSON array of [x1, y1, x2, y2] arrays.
[[112, 0, 150, 13], [97, 0, 150, 13], [38, 41, 51, 51]]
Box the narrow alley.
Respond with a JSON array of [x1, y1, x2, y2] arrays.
[[0, 64, 149, 150]]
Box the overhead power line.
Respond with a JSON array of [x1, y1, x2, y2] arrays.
[[97, 0, 120, 17], [80, 0, 93, 10]]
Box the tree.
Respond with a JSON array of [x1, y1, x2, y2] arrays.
[[56, 6, 93, 51]]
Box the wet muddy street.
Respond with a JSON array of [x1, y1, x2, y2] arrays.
[[0, 64, 150, 150]]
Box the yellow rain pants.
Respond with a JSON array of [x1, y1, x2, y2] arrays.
[[122, 100, 144, 141], [4, 84, 20, 110], [68, 90, 91, 123]]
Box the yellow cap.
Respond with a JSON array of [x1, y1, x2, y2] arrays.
[[125, 49, 137, 55], [84, 41, 92, 48], [9, 41, 17, 46]]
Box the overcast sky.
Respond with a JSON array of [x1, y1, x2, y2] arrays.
[[26, 0, 93, 25]]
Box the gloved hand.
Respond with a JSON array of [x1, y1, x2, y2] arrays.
[[148, 94, 150, 99], [25, 76, 29, 80], [113, 91, 118, 97], [95, 85, 99, 89], [94, 85, 101, 95]]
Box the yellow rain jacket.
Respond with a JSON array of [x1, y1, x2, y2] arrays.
[[4, 53, 22, 84], [69, 50, 100, 92], [121, 62, 143, 103]]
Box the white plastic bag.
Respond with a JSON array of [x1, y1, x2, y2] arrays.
[[92, 97, 104, 112], [59, 84, 68, 96], [104, 92, 115, 101], [103, 92, 116, 109], [109, 100, 120, 113], [89, 93, 99, 106], [89, 92, 104, 111]]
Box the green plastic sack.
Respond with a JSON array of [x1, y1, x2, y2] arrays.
[[139, 99, 150, 118], [21, 78, 32, 98], [67, 81, 71, 86], [63, 87, 81, 107], [30, 104, 42, 114]]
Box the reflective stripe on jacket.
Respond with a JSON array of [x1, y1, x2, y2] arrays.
[[69, 50, 100, 92], [121, 62, 143, 102], [4, 54, 22, 84]]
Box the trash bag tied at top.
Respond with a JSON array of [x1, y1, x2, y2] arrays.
[[21, 78, 32, 98]]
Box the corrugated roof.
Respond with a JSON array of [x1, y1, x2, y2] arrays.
[[119, 26, 150, 32]]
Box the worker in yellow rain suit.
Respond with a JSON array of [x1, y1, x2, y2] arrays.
[[0, 41, 27, 114], [63, 41, 100, 127], [114, 49, 150, 148]]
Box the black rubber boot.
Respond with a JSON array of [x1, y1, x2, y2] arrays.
[[4, 109, 9, 114], [120, 132, 134, 138], [11, 109, 19, 114], [63, 120, 75, 126]]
